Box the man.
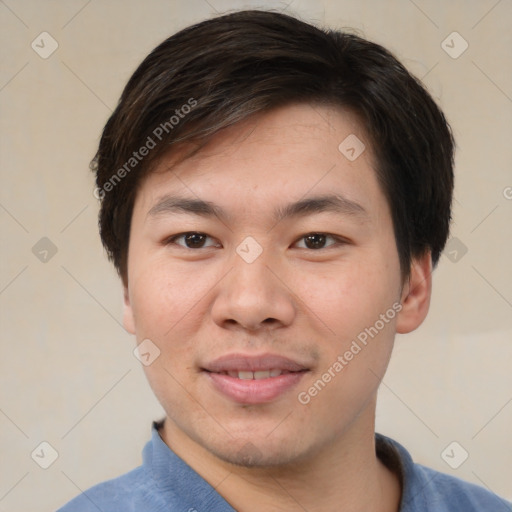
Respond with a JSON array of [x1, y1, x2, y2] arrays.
[[58, 9, 511, 512]]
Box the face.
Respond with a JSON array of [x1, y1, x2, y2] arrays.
[[123, 103, 426, 468]]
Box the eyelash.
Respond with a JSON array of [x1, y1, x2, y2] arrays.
[[164, 232, 348, 250]]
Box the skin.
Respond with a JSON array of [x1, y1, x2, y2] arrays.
[[123, 103, 432, 511]]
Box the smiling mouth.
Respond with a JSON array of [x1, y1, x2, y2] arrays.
[[202, 352, 310, 374], [201, 353, 310, 404], [206, 369, 306, 380]]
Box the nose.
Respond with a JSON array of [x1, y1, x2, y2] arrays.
[[210, 248, 296, 332]]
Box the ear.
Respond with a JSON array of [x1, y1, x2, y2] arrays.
[[123, 283, 136, 334], [395, 251, 432, 334]]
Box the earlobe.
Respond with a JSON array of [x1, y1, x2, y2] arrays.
[[123, 285, 136, 334], [395, 252, 432, 334]]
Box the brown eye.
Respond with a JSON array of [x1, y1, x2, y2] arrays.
[[303, 233, 328, 249], [293, 233, 349, 250], [183, 233, 207, 248], [295, 233, 340, 250], [167, 232, 218, 249]]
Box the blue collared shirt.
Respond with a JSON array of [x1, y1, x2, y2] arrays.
[[57, 421, 511, 511]]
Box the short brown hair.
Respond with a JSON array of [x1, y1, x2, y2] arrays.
[[92, 9, 454, 283]]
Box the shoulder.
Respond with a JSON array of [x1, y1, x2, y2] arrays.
[[375, 433, 511, 512], [406, 463, 511, 512], [56, 466, 161, 512], [55, 419, 235, 512]]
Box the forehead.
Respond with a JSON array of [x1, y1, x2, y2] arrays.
[[157, 103, 370, 170], [134, 103, 386, 223]]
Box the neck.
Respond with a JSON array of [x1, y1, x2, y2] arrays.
[[161, 399, 401, 512]]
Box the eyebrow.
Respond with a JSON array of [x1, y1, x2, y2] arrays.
[[147, 193, 368, 223]]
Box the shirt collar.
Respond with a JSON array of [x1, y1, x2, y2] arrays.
[[375, 432, 429, 511], [144, 420, 424, 511], [143, 420, 236, 511]]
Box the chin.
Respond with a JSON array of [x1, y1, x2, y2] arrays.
[[203, 432, 315, 469], [214, 444, 297, 468]]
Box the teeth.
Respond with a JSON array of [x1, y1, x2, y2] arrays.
[[225, 369, 284, 379], [254, 370, 270, 380]]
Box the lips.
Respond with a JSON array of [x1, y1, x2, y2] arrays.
[[203, 353, 308, 374], [202, 353, 309, 404], [226, 369, 287, 380]]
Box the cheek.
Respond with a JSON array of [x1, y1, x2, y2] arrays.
[[296, 255, 399, 340], [320, 252, 400, 394], [128, 259, 204, 403], [128, 256, 205, 340]]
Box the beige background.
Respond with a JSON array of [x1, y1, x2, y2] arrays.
[[1, 0, 511, 510]]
